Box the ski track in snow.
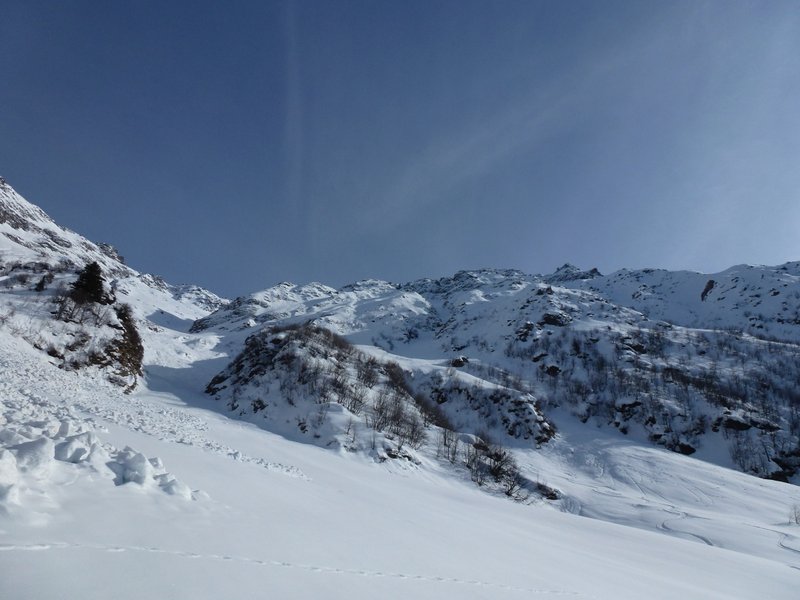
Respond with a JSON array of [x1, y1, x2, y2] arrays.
[[658, 509, 714, 546], [0, 541, 590, 597], [744, 523, 800, 557]]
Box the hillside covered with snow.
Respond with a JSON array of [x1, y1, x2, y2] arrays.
[[1, 178, 799, 599]]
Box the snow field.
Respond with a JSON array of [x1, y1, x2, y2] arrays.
[[1, 315, 800, 598], [2, 182, 800, 598], [0, 331, 201, 526]]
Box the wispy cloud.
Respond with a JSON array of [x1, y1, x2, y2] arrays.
[[283, 0, 304, 216], [358, 25, 650, 230]]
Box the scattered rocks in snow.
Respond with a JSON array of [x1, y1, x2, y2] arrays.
[[450, 356, 469, 367]]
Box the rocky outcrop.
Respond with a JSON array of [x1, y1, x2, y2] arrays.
[[701, 279, 715, 301]]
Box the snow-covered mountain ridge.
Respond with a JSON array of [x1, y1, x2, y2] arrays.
[[196, 262, 800, 482], [0, 179, 226, 385], [0, 177, 226, 314], [1, 178, 799, 599], [573, 261, 800, 340]]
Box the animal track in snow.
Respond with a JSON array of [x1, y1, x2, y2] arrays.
[[0, 541, 592, 597]]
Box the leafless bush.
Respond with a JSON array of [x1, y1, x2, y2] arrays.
[[341, 384, 366, 415], [414, 393, 454, 429], [369, 387, 389, 430], [384, 361, 413, 395], [356, 356, 380, 388]]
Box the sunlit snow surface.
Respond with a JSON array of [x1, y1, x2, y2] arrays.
[[1, 181, 800, 598], [1, 322, 799, 600]]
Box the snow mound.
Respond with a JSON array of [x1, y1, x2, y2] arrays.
[[0, 335, 203, 517]]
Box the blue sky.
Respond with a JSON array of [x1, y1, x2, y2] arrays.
[[1, 0, 798, 298]]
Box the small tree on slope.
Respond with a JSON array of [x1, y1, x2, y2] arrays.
[[70, 262, 113, 305]]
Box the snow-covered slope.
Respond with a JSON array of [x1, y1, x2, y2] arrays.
[[1, 178, 800, 599], [0, 177, 225, 314], [2, 324, 799, 600], [567, 262, 800, 342], [1, 176, 131, 277], [198, 267, 800, 481], [0, 179, 226, 388]]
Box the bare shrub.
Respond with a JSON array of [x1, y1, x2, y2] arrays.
[[356, 356, 380, 388]]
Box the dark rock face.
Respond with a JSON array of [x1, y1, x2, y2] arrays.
[[722, 416, 752, 431], [539, 312, 572, 327], [544, 264, 602, 283], [544, 365, 561, 377], [98, 243, 125, 264], [701, 279, 716, 301]]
